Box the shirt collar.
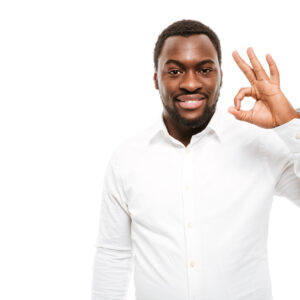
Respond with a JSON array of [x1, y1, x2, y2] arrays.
[[148, 106, 224, 145]]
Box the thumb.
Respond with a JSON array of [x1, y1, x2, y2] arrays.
[[228, 106, 252, 123]]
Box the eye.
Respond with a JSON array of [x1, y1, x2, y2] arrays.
[[200, 68, 213, 74], [168, 69, 182, 75]]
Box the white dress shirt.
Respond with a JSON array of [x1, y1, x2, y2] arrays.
[[92, 106, 300, 300]]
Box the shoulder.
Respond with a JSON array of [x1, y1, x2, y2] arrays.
[[223, 110, 289, 159], [108, 119, 158, 168], [218, 109, 290, 164], [218, 109, 265, 145]]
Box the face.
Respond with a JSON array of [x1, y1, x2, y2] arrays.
[[154, 34, 222, 130]]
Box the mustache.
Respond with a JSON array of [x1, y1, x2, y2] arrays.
[[174, 92, 209, 100]]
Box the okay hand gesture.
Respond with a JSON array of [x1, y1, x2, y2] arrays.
[[228, 47, 299, 128]]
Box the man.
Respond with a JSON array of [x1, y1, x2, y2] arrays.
[[92, 19, 300, 300]]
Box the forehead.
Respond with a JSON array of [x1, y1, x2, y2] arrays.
[[159, 34, 218, 66]]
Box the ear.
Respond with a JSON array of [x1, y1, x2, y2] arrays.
[[153, 72, 159, 90]]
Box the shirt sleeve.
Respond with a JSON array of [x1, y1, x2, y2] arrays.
[[271, 112, 300, 206], [91, 152, 133, 300]]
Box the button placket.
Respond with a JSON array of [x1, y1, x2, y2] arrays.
[[182, 148, 194, 223], [182, 147, 197, 294]]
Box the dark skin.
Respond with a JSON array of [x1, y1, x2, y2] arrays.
[[153, 34, 223, 147]]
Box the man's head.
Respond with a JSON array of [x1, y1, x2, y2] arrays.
[[153, 19, 222, 131]]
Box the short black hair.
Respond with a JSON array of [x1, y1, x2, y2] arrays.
[[153, 19, 221, 70]]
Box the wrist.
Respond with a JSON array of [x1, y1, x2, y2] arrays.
[[275, 110, 300, 127]]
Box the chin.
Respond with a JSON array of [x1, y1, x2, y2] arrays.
[[163, 99, 217, 129], [177, 107, 215, 129], [178, 117, 207, 129]]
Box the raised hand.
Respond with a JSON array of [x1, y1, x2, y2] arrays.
[[228, 47, 299, 128]]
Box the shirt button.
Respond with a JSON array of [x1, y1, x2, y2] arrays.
[[185, 148, 190, 154], [296, 132, 300, 139], [190, 261, 195, 268], [185, 184, 190, 190], [188, 222, 193, 228]]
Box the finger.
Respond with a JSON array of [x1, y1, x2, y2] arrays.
[[232, 50, 256, 85], [266, 53, 280, 85], [247, 47, 269, 81], [234, 87, 254, 110], [228, 106, 253, 124]]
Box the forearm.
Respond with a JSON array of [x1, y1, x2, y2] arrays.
[[91, 246, 133, 300]]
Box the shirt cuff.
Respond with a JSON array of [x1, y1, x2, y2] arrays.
[[272, 108, 300, 153]]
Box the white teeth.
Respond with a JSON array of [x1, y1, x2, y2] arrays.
[[186, 100, 199, 103]]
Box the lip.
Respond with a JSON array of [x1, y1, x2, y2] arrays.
[[176, 94, 207, 102]]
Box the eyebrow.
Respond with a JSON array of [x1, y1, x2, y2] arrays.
[[164, 59, 216, 68]]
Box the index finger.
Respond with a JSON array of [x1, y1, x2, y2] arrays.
[[232, 50, 256, 85]]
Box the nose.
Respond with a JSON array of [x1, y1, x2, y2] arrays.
[[179, 70, 203, 92]]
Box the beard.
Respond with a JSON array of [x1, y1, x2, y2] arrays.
[[162, 93, 220, 130]]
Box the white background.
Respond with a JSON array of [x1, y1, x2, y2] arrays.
[[0, 0, 299, 299]]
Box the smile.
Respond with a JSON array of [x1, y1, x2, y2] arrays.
[[175, 98, 206, 110]]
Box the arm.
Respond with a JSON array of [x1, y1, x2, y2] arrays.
[[229, 48, 300, 205], [91, 153, 132, 300], [272, 114, 300, 205]]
